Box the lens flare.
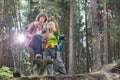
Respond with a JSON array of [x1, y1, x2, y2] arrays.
[[17, 34, 25, 43]]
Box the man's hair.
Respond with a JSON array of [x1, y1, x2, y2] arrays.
[[36, 12, 48, 23]]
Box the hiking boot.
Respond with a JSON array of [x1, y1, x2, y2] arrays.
[[45, 57, 53, 65], [34, 58, 44, 74], [38, 58, 53, 75], [34, 54, 42, 70], [35, 54, 41, 59]]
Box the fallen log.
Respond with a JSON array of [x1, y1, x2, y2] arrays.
[[6, 63, 120, 80]]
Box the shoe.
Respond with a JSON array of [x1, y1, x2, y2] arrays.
[[35, 54, 41, 59], [45, 57, 53, 65]]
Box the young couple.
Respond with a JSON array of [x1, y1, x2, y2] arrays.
[[25, 12, 67, 75]]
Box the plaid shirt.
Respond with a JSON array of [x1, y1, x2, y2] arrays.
[[25, 22, 46, 47]]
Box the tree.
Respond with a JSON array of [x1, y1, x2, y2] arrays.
[[103, 0, 108, 64], [90, 0, 101, 69], [0, 0, 5, 67], [85, 0, 91, 73], [69, 0, 76, 75], [30, 0, 32, 23]]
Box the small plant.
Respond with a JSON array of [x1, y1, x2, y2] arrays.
[[23, 52, 31, 75], [0, 66, 13, 79]]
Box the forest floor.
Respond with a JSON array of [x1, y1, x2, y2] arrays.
[[6, 63, 120, 80]]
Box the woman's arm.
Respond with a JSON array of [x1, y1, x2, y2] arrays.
[[26, 22, 36, 38], [52, 16, 60, 33]]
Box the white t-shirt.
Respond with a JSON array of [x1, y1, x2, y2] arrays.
[[36, 29, 42, 35]]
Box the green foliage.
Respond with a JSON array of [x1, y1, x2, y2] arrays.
[[23, 52, 31, 75], [0, 66, 13, 79], [103, 26, 120, 33], [107, 0, 120, 3]]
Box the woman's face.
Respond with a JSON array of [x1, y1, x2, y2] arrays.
[[48, 22, 54, 28], [48, 22, 54, 33], [39, 16, 45, 23]]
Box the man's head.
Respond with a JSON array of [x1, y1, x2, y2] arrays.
[[36, 12, 48, 23]]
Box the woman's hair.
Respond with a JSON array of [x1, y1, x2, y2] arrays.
[[47, 21, 56, 31], [36, 12, 48, 22]]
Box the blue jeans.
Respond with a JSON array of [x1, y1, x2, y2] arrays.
[[29, 35, 42, 74], [29, 35, 42, 57]]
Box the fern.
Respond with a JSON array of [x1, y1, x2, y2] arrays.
[[0, 66, 13, 79]]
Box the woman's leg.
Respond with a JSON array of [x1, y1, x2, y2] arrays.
[[29, 35, 42, 57], [44, 48, 54, 75], [48, 48, 67, 75], [29, 35, 42, 74], [54, 52, 67, 75], [50, 49, 67, 75]]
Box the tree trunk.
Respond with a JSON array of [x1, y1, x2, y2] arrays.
[[0, 0, 5, 67], [103, 0, 108, 64], [18, 0, 22, 31], [85, 0, 90, 73], [69, 0, 76, 75], [60, 0, 70, 73], [8, 26, 14, 70], [30, 0, 32, 23], [90, 0, 101, 69]]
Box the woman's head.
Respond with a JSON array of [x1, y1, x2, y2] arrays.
[[36, 12, 48, 23], [47, 21, 56, 32]]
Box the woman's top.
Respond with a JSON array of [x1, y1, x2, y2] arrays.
[[25, 22, 46, 47], [45, 31, 59, 48]]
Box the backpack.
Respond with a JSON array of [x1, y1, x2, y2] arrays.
[[54, 32, 65, 52]]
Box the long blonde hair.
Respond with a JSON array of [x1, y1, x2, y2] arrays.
[[47, 21, 56, 31]]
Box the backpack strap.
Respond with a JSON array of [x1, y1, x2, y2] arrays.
[[54, 31, 61, 52], [33, 22, 37, 30], [54, 31, 59, 40]]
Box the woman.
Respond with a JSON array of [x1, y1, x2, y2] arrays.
[[25, 12, 48, 74], [44, 16, 67, 75]]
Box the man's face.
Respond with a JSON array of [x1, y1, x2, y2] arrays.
[[39, 16, 45, 23]]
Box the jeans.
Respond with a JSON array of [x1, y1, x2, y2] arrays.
[[29, 35, 42, 57], [29, 35, 42, 74]]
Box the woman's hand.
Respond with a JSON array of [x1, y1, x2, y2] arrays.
[[51, 16, 60, 32], [51, 16, 55, 21]]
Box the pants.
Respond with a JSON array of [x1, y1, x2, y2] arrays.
[[29, 35, 42, 58], [45, 47, 67, 75], [29, 35, 42, 74]]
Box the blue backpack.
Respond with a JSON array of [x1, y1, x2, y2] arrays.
[[54, 32, 65, 52]]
